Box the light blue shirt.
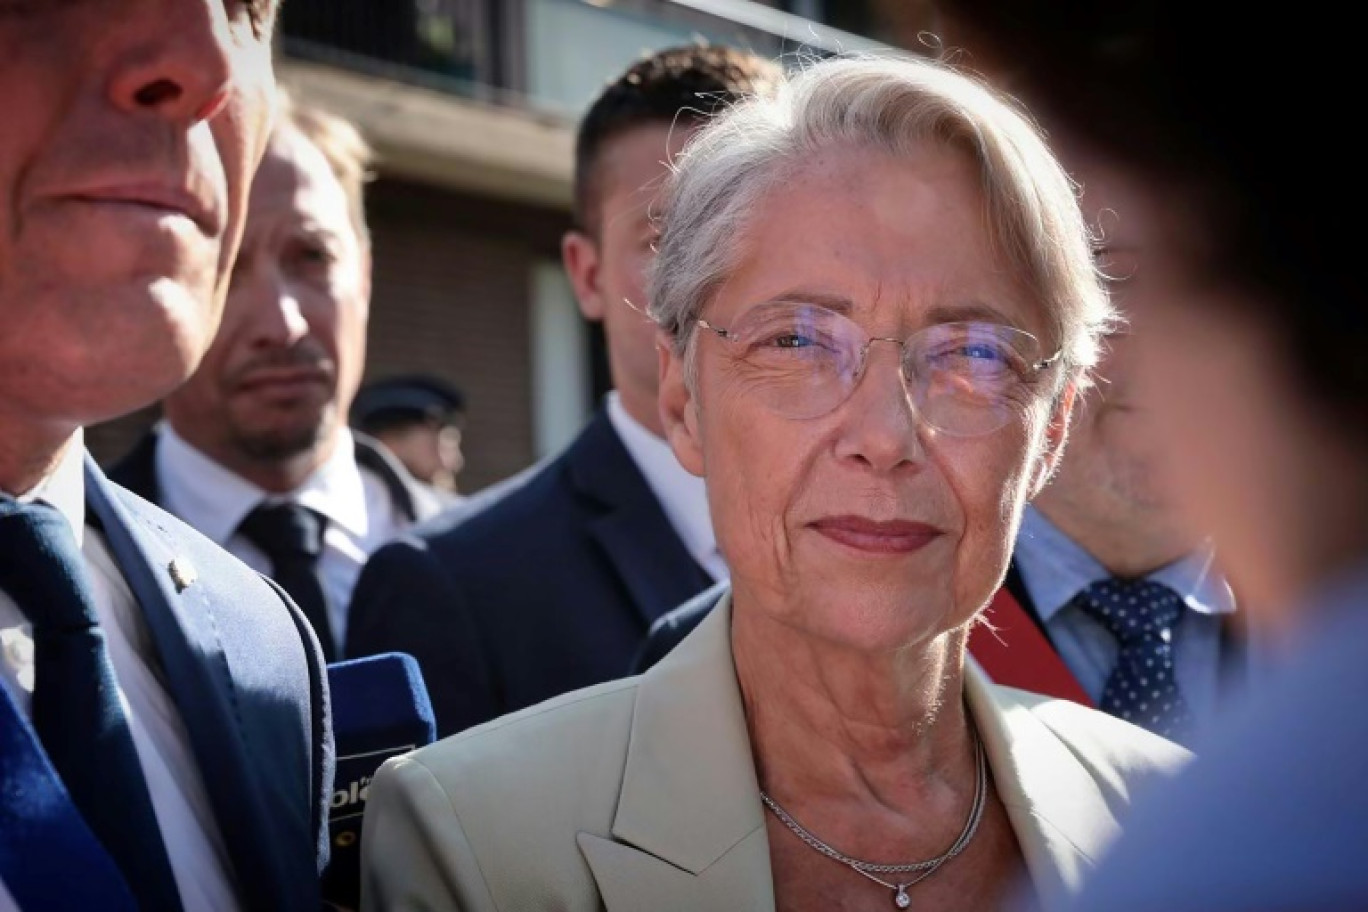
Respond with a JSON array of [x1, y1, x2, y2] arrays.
[[1013, 505, 1241, 735]]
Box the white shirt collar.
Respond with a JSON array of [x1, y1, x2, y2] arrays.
[[156, 422, 371, 546], [1015, 503, 1236, 622], [16, 429, 87, 547], [605, 392, 723, 579]]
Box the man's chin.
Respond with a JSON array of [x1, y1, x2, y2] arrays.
[[232, 421, 329, 464]]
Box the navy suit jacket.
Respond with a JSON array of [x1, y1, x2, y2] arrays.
[[74, 455, 331, 910], [345, 408, 715, 738]]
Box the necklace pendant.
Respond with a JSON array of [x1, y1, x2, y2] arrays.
[[894, 885, 911, 909]]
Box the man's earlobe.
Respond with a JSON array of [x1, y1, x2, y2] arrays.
[[658, 331, 705, 477]]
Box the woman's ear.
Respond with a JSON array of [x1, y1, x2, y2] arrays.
[[1029, 381, 1078, 496], [657, 329, 705, 477]]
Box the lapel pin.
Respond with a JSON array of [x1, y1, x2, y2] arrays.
[[168, 558, 198, 593]]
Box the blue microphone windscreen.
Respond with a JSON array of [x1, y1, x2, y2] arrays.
[[324, 652, 437, 909]]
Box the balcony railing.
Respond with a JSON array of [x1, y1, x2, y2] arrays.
[[281, 0, 894, 121]]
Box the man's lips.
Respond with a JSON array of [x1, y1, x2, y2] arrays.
[[808, 516, 944, 555], [235, 366, 332, 395], [62, 183, 221, 235]]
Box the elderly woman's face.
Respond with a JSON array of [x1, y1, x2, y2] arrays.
[[661, 144, 1071, 652]]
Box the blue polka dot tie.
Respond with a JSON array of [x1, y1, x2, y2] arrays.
[[1073, 577, 1194, 743]]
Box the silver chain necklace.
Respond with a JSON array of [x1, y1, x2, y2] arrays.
[[760, 723, 987, 910]]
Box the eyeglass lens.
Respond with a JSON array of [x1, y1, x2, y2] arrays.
[[705, 302, 1047, 436]]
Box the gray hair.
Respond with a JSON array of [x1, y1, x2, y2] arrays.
[[647, 53, 1115, 388]]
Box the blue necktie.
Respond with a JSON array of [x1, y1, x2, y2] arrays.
[[1073, 577, 1194, 743], [0, 497, 183, 911]]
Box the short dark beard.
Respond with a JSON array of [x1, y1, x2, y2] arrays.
[[231, 408, 335, 467], [235, 423, 324, 463]]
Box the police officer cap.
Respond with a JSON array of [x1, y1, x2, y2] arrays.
[[351, 374, 466, 429]]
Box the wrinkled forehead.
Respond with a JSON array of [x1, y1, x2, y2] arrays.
[[715, 144, 1038, 329], [246, 124, 352, 236]]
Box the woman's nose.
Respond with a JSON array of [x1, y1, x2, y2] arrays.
[[833, 339, 926, 472]]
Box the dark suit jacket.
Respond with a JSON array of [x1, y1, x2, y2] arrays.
[[344, 408, 716, 737], [108, 427, 441, 526], [83, 455, 332, 910]]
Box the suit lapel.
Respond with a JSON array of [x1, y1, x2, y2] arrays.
[[83, 455, 280, 911], [578, 594, 774, 911], [569, 410, 712, 627], [964, 662, 1123, 907]]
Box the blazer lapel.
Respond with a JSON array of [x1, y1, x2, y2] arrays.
[[578, 829, 772, 912], [84, 455, 282, 911], [964, 662, 1123, 908], [570, 410, 712, 627], [578, 594, 775, 911]]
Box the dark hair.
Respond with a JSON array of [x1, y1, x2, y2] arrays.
[[573, 43, 784, 234], [934, 2, 1365, 432]]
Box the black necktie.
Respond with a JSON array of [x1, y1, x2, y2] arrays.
[[237, 501, 336, 661], [0, 497, 183, 911], [1072, 577, 1195, 743]]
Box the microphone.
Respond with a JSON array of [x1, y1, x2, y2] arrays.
[[322, 652, 436, 911]]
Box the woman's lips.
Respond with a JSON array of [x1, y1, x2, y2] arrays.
[[809, 516, 944, 555]]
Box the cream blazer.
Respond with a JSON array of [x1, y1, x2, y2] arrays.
[[361, 594, 1190, 911]]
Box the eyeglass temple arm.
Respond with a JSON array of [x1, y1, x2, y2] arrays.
[[1033, 349, 1064, 371]]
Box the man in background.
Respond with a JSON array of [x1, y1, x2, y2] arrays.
[[351, 373, 468, 505], [0, 3, 330, 909], [346, 44, 783, 736], [978, 138, 1249, 746], [111, 91, 441, 663]]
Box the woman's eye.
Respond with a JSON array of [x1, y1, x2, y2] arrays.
[[960, 343, 1006, 362]]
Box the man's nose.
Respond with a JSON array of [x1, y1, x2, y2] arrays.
[[104, 0, 242, 127], [235, 271, 312, 351]]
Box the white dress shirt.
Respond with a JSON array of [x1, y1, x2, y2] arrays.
[[606, 392, 728, 583], [0, 431, 241, 912], [155, 422, 409, 651]]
